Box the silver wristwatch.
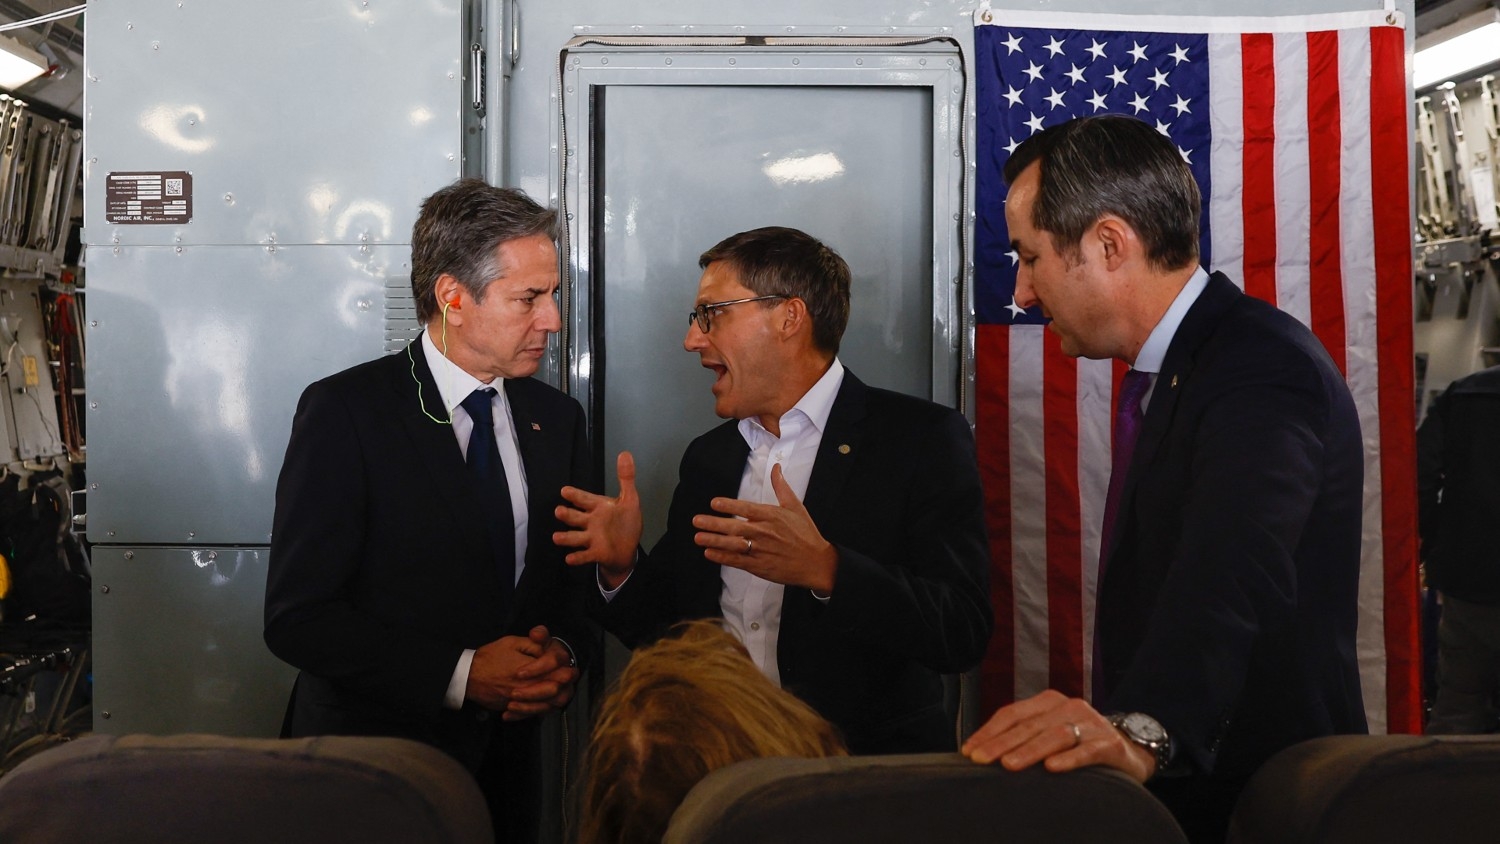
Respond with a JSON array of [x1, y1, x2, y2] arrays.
[[1108, 712, 1173, 774]]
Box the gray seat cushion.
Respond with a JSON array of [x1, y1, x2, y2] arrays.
[[1228, 734, 1500, 843], [666, 752, 1188, 844], [0, 733, 492, 844]]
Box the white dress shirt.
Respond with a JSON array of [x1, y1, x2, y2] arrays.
[[422, 330, 531, 709], [722, 358, 844, 686], [1130, 266, 1210, 409]]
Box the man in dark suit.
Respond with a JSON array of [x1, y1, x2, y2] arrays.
[[554, 226, 993, 754], [1418, 364, 1500, 734], [962, 116, 1366, 842], [264, 179, 591, 840]]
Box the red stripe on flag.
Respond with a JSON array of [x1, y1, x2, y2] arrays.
[[1369, 25, 1421, 734], [1306, 30, 1347, 375], [976, 325, 1016, 711], [1043, 332, 1084, 696], [1241, 33, 1278, 306]]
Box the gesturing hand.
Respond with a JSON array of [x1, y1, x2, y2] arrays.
[[692, 464, 839, 594], [554, 451, 642, 588]]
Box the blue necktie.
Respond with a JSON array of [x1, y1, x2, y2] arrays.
[[1092, 368, 1153, 703], [461, 387, 516, 607]]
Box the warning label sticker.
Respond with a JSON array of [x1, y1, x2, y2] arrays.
[[106, 171, 193, 224]]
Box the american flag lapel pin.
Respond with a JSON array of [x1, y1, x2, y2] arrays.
[[531, 422, 542, 431]]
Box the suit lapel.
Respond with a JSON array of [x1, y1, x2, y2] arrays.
[[504, 377, 560, 604], [1108, 273, 1240, 573], [802, 371, 868, 525], [391, 340, 481, 527]]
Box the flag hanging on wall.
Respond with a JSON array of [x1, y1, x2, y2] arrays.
[[971, 7, 1419, 734]]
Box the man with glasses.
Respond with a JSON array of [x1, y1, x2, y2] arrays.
[[555, 226, 993, 754]]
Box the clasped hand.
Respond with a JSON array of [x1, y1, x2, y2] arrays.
[[466, 625, 578, 721]]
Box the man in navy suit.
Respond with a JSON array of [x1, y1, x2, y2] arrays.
[[264, 179, 591, 840], [554, 226, 993, 754], [962, 116, 1366, 842]]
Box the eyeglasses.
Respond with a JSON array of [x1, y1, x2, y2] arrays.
[[687, 294, 789, 333]]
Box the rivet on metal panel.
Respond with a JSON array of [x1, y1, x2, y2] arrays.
[[786, 26, 795, 32], [792, 58, 800, 66], [101, 711, 111, 719], [837, 26, 846, 32], [266, 245, 276, 254], [127, 23, 133, 30], [566, 86, 573, 93], [665, 58, 672, 66], [953, 149, 961, 157], [207, 551, 218, 561], [124, 551, 134, 560], [89, 157, 97, 164], [948, 59, 956, 67], [100, 585, 109, 594], [856, 58, 863, 66], [600, 58, 608, 65], [920, 59, 927, 66], [566, 212, 574, 221], [632, 25, 642, 32], [729, 58, 736, 66], [90, 401, 99, 410], [448, 72, 455, 79], [447, 153, 455, 161], [108, 530, 116, 537], [953, 213, 960, 221], [90, 483, 98, 490], [153, 42, 159, 51], [188, 532, 196, 540], [175, 247, 182, 254], [357, 299, 371, 311], [224, 193, 234, 204]]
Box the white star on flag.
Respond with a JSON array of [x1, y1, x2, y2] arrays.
[[1128, 41, 1148, 63], [1005, 85, 1024, 106], [1129, 92, 1150, 113], [1086, 39, 1107, 60], [1024, 61, 1045, 82], [1065, 64, 1087, 85], [1171, 95, 1192, 115], [1004, 33, 1023, 55], [1024, 112, 1046, 133], [1150, 68, 1170, 89], [1088, 89, 1109, 111], [1045, 88, 1067, 109], [1006, 297, 1028, 319], [1044, 36, 1066, 57], [1107, 65, 1128, 87], [1169, 43, 1190, 64]]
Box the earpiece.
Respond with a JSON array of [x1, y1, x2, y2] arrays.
[[446, 295, 462, 311]]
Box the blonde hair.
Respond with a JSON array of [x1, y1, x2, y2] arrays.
[[579, 621, 847, 844]]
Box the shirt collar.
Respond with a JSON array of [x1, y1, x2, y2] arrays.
[[421, 329, 497, 415], [738, 358, 845, 444], [1132, 266, 1210, 375]]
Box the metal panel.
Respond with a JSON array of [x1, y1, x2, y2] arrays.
[[92, 546, 292, 736], [82, 0, 467, 248], [85, 244, 399, 544], [562, 43, 963, 539]]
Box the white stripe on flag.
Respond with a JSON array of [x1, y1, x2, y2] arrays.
[[1338, 26, 1389, 734], [1010, 326, 1051, 699], [1273, 32, 1312, 326], [1208, 32, 1245, 290], [1077, 357, 1114, 701]]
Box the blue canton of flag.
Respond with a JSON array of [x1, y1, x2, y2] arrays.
[[974, 25, 1211, 325]]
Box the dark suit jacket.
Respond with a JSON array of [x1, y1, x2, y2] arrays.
[[1096, 272, 1368, 840], [598, 371, 993, 754], [1417, 365, 1500, 605], [264, 339, 593, 772]]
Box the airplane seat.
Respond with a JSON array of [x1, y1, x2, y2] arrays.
[[0, 733, 493, 844], [1227, 734, 1500, 843], [664, 752, 1189, 844]]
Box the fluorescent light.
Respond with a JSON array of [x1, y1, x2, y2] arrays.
[[0, 34, 46, 90], [1415, 11, 1500, 89]]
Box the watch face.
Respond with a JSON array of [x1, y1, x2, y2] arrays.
[[1121, 712, 1168, 744]]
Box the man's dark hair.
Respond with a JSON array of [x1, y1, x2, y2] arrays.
[[1003, 115, 1200, 272], [698, 226, 851, 355], [410, 178, 558, 324]]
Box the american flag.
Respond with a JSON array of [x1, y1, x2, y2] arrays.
[[972, 8, 1419, 734]]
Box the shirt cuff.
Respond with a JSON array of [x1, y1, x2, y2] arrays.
[[597, 563, 634, 602], [445, 649, 475, 710]]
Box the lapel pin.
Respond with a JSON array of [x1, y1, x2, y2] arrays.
[[531, 422, 542, 431], [838, 444, 851, 455], [1170, 375, 1178, 389]]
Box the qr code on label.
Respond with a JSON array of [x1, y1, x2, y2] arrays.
[[165, 178, 184, 196]]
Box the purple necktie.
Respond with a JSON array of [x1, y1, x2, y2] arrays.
[[1092, 368, 1153, 702]]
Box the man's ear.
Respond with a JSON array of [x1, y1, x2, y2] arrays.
[[780, 296, 810, 340], [1094, 215, 1136, 271], [434, 274, 463, 321]]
